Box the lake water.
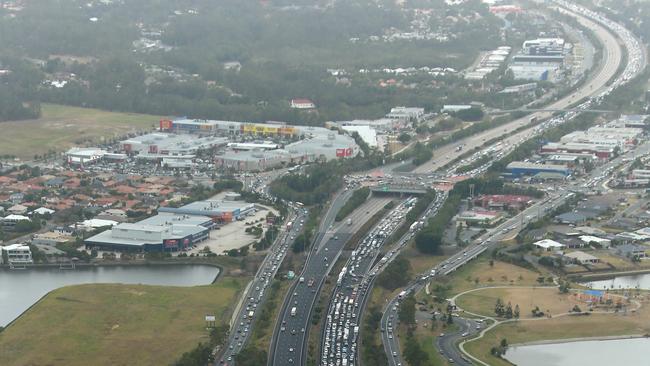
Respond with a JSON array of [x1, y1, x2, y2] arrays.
[[505, 338, 650, 366], [0, 264, 220, 326], [585, 273, 650, 290]]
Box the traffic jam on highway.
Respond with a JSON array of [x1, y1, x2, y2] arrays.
[[220, 2, 646, 365], [380, 2, 647, 365], [219, 203, 307, 365], [440, 0, 645, 182], [271, 189, 364, 366], [321, 198, 416, 366]]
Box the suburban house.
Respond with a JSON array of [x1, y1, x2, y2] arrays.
[[616, 244, 648, 259], [555, 212, 587, 225], [1, 244, 33, 264], [563, 251, 600, 265], [7, 204, 28, 215], [1, 214, 31, 231], [32, 207, 55, 216], [533, 239, 566, 251], [290, 98, 316, 109], [579, 235, 611, 248]]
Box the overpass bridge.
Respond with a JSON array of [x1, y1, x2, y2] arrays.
[[370, 184, 428, 195]]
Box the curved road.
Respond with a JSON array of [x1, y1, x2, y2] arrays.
[[453, 286, 642, 366], [379, 1, 646, 365], [414, 7, 622, 174]]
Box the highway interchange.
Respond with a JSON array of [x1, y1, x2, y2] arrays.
[[218, 0, 647, 365], [381, 2, 647, 365], [382, 138, 650, 366]]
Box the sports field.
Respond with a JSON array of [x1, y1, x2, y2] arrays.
[[0, 277, 246, 366], [0, 104, 163, 159]]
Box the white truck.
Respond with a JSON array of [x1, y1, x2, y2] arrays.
[[291, 307, 297, 316]]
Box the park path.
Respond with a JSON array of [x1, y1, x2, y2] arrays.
[[444, 285, 643, 366]]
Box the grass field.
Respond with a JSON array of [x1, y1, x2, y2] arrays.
[[0, 277, 247, 366], [456, 287, 583, 319], [0, 104, 163, 159], [432, 257, 545, 297], [413, 321, 452, 366], [401, 245, 447, 276], [250, 280, 290, 350]]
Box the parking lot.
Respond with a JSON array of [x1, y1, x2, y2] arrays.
[[187, 204, 279, 255]]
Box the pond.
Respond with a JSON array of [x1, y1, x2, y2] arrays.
[[585, 272, 650, 290], [504, 337, 650, 366], [0, 264, 220, 326]]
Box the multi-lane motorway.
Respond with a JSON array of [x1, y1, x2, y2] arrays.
[[379, 2, 647, 365], [414, 4, 627, 175], [320, 198, 416, 366], [226, 1, 645, 365], [269, 194, 392, 366], [428, 138, 650, 366], [219, 207, 306, 365]]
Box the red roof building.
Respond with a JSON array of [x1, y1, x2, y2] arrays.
[[290, 98, 316, 109]]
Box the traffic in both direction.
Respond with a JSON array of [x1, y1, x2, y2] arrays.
[[219, 204, 307, 365]]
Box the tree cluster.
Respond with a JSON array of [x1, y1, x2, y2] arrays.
[[398, 295, 417, 326], [270, 163, 343, 206], [490, 338, 509, 358], [174, 324, 229, 365], [403, 336, 430, 366], [361, 306, 389, 366], [0, 0, 510, 124], [376, 256, 411, 290]]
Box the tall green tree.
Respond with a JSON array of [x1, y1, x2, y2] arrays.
[[398, 295, 417, 326]]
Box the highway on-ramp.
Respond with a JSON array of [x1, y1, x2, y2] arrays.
[[379, 1, 647, 365]]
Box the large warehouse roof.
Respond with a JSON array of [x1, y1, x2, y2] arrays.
[[158, 200, 255, 217]]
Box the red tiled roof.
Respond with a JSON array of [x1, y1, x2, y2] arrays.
[[115, 185, 137, 194], [291, 98, 314, 104], [0, 176, 16, 184]]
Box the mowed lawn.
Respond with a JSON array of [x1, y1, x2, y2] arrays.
[[0, 104, 164, 159], [433, 257, 545, 296], [456, 287, 583, 319], [0, 277, 247, 366]]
